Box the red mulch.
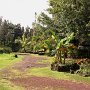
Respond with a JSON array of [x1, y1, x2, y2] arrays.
[[11, 55, 48, 71], [11, 76, 90, 90]]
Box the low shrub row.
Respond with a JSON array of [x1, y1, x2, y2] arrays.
[[76, 63, 90, 77], [51, 58, 90, 77], [0, 47, 12, 54], [51, 62, 80, 73]]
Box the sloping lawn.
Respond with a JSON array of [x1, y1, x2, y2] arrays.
[[0, 54, 22, 69]]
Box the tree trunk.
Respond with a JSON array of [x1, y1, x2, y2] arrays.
[[63, 53, 65, 64], [59, 50, 62, 64], [24, 47, 26, 53]]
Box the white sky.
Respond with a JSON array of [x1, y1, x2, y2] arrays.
[[0, 0, 49, 27]]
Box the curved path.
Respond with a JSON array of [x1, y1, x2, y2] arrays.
[[0, 54, 90, 90]]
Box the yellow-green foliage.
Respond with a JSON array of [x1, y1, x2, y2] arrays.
[[37, 57, 55, 64], [0, 54, 23, 69]]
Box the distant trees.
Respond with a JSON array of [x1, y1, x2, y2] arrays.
[[0, 17, 32, 52]]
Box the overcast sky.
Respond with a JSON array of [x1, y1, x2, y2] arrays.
[[0, 0, 48, 27]]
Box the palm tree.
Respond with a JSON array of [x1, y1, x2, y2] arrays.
[[51, 31, 74, 64], [15, 33, 31, 52]]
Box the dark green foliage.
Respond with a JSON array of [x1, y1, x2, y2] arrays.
[[0, 18, 26, 52], [11, 42, 21, 52], [51, 62, 80, 72], [14, 54, 18, 58], [76, 63, 90, 77], [76, 43, 90, 58], [0, 47, 12, 54], [13, 24, 22, 41], [70, 63, 80, 71], [0, 48, 4, 54], [3, 47, 12, 53]]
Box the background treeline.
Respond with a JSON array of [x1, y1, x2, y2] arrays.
[[0, 0, 90, 58], [0, 17, 33, 53]]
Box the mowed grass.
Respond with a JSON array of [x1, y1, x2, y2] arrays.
[[0, 53, 24, 90], [0, 53, 23, 69], [0, 79, 24, 90]]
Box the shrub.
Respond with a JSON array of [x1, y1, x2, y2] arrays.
[[51, 62, 80, 73], [3, 47, 12, 53], [25, 47, 34, 53], [58, 64, 70, 72], [51, 62, 58, 71], [11, 42, 21, 52], [76, 63, 90, 77], [19, 47, 33, 53], [0, 47, 12, 54], [0, 48, 4, 54], [14, 54, 18, 58]]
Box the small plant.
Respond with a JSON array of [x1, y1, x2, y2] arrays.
[[0, 48, 4, 54], [0, 47, 12, 54], [76, 60, 90, 77], [4, 47, 12, 53]]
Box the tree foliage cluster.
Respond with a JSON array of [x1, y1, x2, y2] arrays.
[[0, 0, 90, 76], [0, 17, 32, 52], [0, 0, 90, 58], [31, 0, 90, 58]]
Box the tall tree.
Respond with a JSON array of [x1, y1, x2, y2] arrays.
[[47, 0, 90, 42], [0, 20, 9, 45]]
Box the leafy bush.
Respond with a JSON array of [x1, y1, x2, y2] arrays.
[[0, 47, 12, 54], [51, 61, 80, 73], [3, 47, 12, 53], [11, 42, 21, 52], [19, 48, 25, 53], [0, 48, 4, 54], [19, 47, 32, 53], [76, 45, 90, 58], [76, 63, 90, 77]]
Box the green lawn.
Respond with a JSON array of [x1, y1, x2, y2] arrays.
[[0, 79, 24, 90], [0, 53, 24, 90], [0, 54, 22, 70]]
